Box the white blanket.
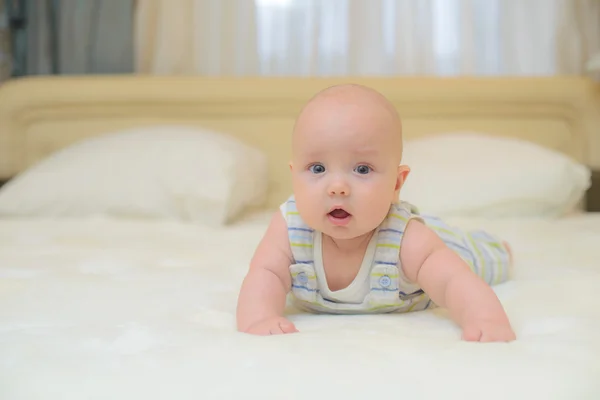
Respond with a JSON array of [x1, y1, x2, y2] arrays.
[[1, 213, 600, 399]]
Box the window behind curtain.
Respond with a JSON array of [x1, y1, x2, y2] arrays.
[[254, 0, 560, 76]]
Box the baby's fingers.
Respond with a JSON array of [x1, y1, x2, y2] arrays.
[[268, 321, 297, 335], [280, 321, 299, 334], [461, 326, 482, 342], [268, 325, 285, 335]]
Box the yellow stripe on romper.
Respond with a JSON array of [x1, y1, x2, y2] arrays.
[[389, 213, 408, 222], [366, 303, 405, 312], [429, 225, 462, 240], [371, 273, 399, 278], [291, 272, 316, 279], [376, 243, 400, 249]]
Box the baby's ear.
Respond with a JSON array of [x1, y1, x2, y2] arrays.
[[395, 164, 410, 191]]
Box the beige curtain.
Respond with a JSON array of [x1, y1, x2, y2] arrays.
[[135, 0, 258, 75], [557, 0, 600, 74], [135, 0, 600, 77]]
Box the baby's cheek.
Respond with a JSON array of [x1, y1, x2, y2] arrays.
[[292, 181, 312, 201], [294, 196, 323, 230], [362, 185, 396, 215]]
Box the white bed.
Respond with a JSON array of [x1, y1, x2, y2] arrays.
[[0, 76, 599, 399]]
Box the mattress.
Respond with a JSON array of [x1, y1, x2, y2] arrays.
[[1, 212, 599, 399]]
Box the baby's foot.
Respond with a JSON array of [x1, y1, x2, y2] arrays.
[[503, 241, 515, 278], [503, 241, 513, 264]]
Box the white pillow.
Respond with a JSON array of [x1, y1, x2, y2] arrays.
[[0, 125, 269, 225], [400, 132, 591, 218]]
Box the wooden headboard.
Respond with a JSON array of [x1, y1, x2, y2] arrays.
[[0, 75, 598, 209]]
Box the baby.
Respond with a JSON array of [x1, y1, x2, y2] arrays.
[[236, 84, 516, 342]]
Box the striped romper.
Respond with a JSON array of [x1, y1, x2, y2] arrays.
[[280, 195, 512, 315]]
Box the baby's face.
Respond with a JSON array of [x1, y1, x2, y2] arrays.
[[290, 85, 407, 240]]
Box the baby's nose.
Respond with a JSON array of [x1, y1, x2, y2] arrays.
[[328, 180, 350, 196]]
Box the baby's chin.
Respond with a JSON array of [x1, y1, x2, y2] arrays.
[[319, 223, 377, 241]]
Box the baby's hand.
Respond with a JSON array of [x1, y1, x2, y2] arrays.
[[461, 318, 516, 342], [243, 316, 299, 336]]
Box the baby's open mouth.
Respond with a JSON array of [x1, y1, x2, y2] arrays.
[[329, 208, 351, 219]]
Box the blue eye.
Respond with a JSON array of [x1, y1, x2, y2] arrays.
[[354, 165, 371, 174], [309, 164, 326, 174]]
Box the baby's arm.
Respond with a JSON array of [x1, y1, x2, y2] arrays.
[[236, 210, 298, 335], [400, 220, 515, 342]]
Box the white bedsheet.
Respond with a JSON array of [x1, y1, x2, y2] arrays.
[[1, 212, 599, 399]]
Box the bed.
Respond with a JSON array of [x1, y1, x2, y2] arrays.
[[0, 75, 599, 399]]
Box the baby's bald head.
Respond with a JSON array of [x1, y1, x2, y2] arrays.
[[299, 83, 400, 122], [292, 84, 404, 164]]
